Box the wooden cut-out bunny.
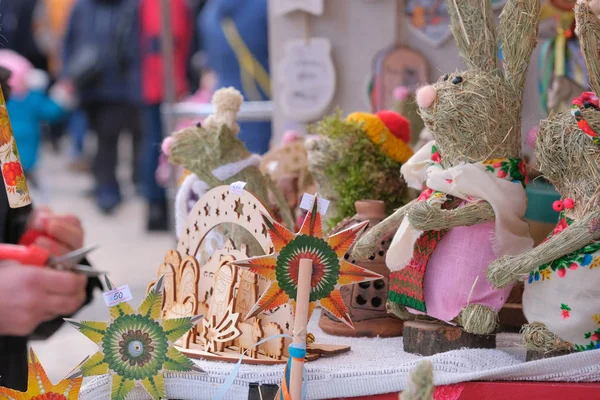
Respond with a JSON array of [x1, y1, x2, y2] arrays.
[[488, 1, 600, 352], [354, 0, 539, 335]]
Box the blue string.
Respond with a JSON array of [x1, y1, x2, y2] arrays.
[[287, 343, 307, 400], [213, 333, 292, 400]]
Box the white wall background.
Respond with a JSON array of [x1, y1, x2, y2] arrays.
[[268, 0, 551, 145]]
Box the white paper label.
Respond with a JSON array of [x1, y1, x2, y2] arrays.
[[299, 193, 330, 215], [103, 285, 133, 307], [230, 181, 247, 196]]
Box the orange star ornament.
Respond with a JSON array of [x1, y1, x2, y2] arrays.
[[234, 195, 383, 327], [0, 348, 82, 400]]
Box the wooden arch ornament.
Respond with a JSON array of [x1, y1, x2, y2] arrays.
[[149, 186, 350, 365]]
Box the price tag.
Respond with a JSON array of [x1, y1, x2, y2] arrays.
[[230, 181, 247, 196], [299, 193, 330, 215], [103, 285, 133, 307]]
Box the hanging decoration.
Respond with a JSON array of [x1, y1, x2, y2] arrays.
[[278, 37, 336, 123], [0, 348, 82, 400], [405, 0, 452, 48], [538, 0, 587, 113], [66, 276, 203, 400], [368, 46, 429, 113]]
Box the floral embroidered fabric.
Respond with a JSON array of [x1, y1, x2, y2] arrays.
[[525, 214, 600, 351]]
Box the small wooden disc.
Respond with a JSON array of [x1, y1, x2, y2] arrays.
[[526, 349, 574, 361], [402, 320, 496, 356]]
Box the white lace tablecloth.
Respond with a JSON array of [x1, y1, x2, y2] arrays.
[[79, 310, 600, 400]]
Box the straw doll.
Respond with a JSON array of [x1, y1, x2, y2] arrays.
[[488, 1, 600, 353], [163, 87, 295, 235], [354, 0, 538, 335]]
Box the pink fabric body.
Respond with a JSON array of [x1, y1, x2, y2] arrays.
[[408, 222, 513, 322]]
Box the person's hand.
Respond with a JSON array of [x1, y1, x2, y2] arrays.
[[0, 261, 88, 336], [26, 207, 84, 256]]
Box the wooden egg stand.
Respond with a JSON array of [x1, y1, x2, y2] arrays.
[[148, 185, 349, 365], [260, 137, 317, 217], [319, 200, 404, 338]]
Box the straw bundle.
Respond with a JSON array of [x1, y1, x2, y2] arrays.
[[400, 360, 434, 400], [354, 0, 540, 335]]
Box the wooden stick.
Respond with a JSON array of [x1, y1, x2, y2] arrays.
[[290, 258, 313, 400]]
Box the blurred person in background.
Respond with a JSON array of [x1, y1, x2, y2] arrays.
[[139, 0, 192, 231], [0, 66, 100, 392], [0, 50, 73, 186], [62, 0, 142, 214], [0, 0, 67, 152], [186, 0, 208, 93], [199, 0, 272, 154], [33, 0, 90, 170], [0, 0, 48, 71]]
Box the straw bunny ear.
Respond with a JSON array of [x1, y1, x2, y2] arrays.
[[576, 1, 600, 96], [498, 0, 540, 94], [445, 0, 499, 74]]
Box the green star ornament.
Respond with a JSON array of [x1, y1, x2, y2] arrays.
[[66, 276, 204, 400]]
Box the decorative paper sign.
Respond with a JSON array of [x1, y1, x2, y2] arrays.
[[0, 348, 82, 399], [66, 276, 204, 400], [229, 181, 247, 196], [278, 37, 336, 123], [0, 86, 30, 208], [234, 195, 382, 327], [272, 0, 323, 16], [103, 284, 133, 307], [299, 193, 330, 215], [405, 0, 452, 47]]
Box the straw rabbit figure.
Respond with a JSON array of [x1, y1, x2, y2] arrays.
[[164, 87, 295, 234], [488, 1, 600, 352], [354, 0, 538, 335]]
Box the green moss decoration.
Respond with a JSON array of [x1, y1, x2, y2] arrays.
[[310, 111, 408, 228]]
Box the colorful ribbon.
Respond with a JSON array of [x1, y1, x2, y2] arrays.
[[277, 343, 307, 400]]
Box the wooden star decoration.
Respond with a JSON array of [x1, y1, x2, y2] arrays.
[[234, 199, 244, 218], [234, 195, 382, 327], [0, 348, 82, 400], [65, 276, 204, 400]]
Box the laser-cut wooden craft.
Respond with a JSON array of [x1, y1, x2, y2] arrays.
[[148, 185, 350, 364]]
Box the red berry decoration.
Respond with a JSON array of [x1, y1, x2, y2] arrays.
[[2, 161, 23, 186], [563, 198, 575, 209], [552, 200, 564, 212]]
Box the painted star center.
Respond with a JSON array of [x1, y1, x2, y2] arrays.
[[276, 235, 340, 302], [128, 340, 144, 357], [103, 314, 168, 380]]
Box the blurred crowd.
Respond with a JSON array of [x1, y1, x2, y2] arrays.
[[0, 0, 271, 231]]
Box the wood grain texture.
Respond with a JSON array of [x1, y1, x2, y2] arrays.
[[403, 321, 496, 356]]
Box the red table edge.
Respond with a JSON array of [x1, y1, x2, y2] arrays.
[[333, 380, 600, 400]]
